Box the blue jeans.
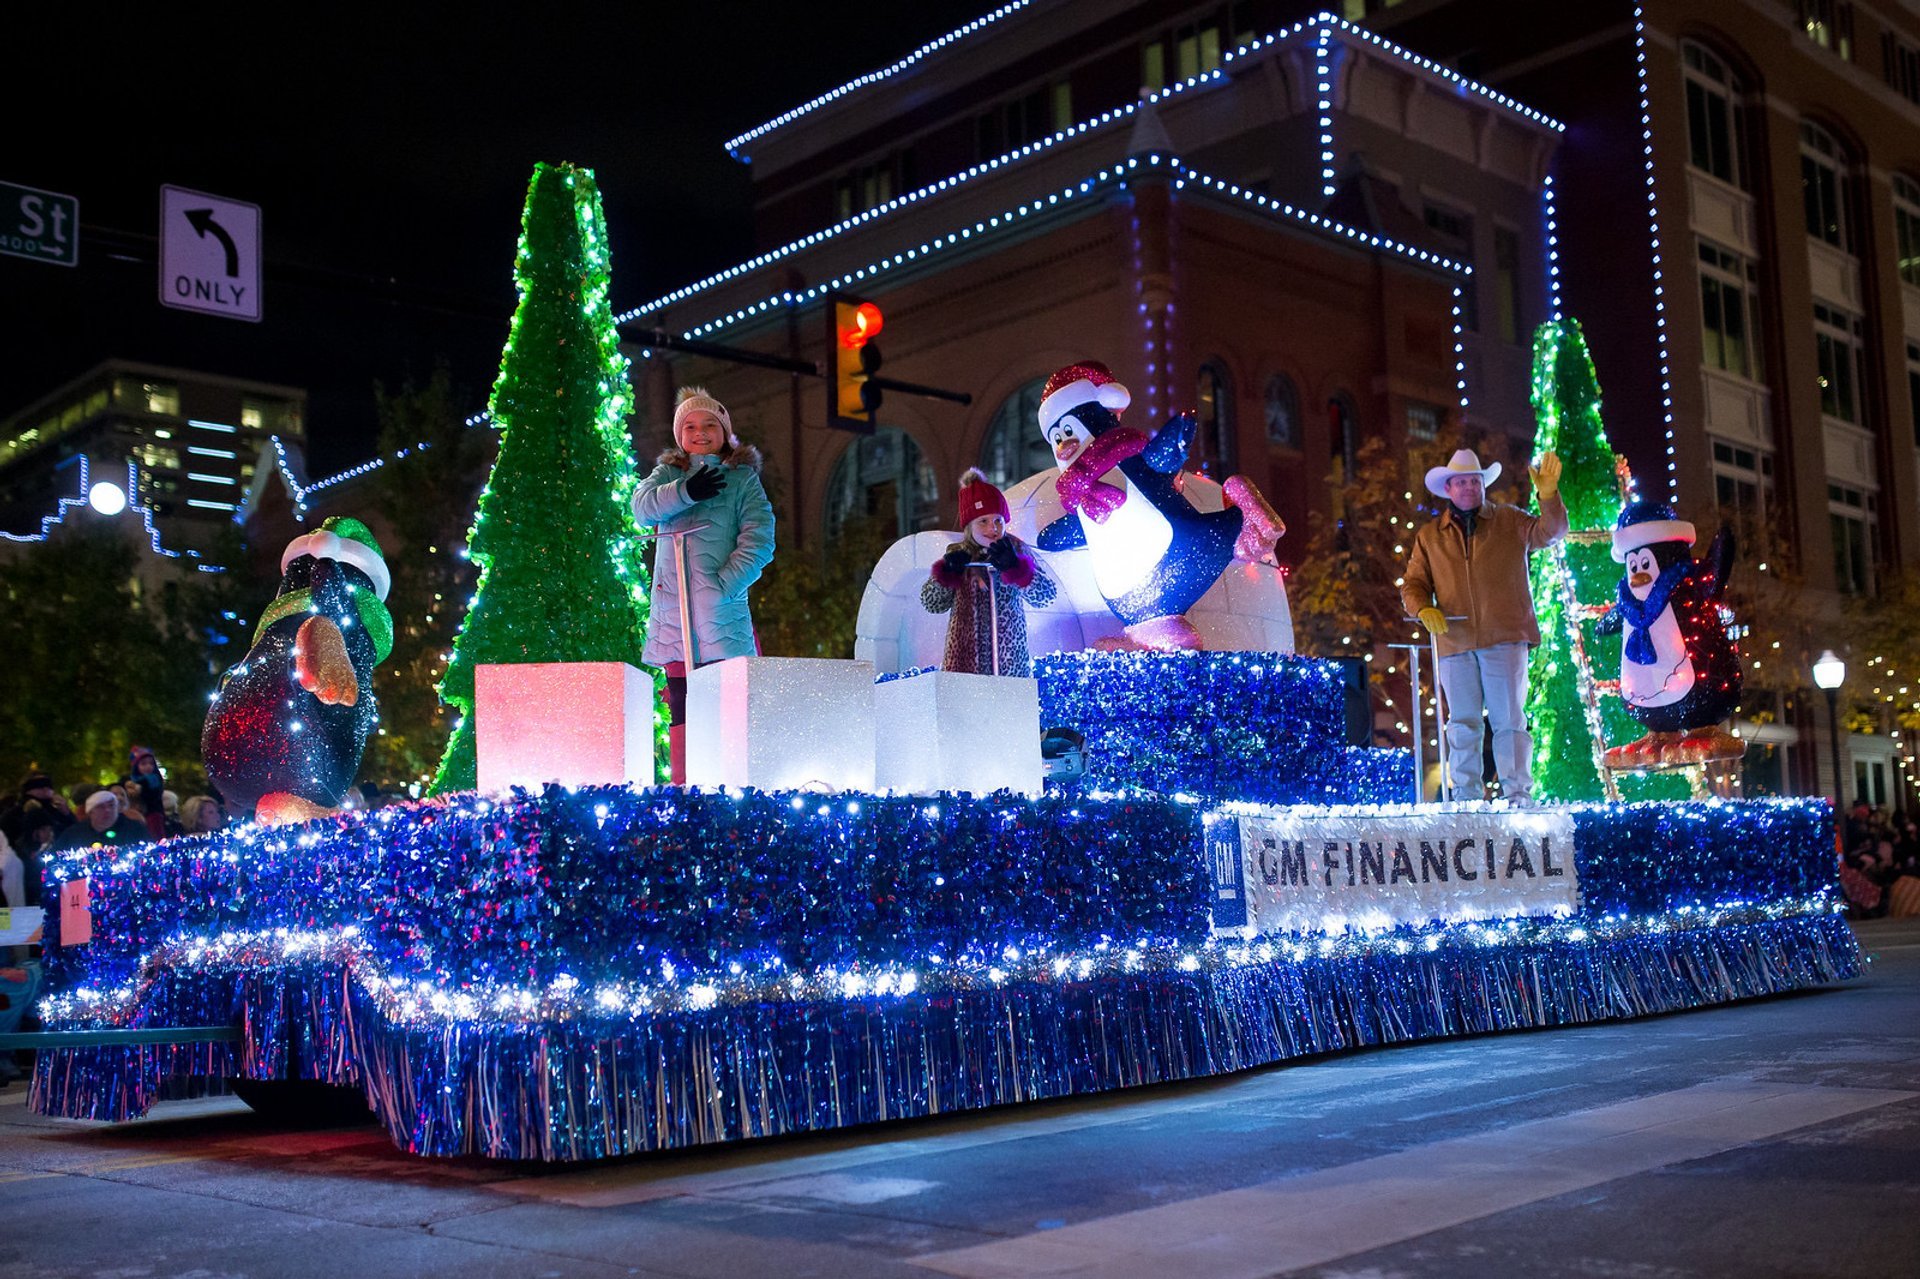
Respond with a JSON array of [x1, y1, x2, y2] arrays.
[[1437, 641, 1532, 800], [0, 959, 42, 1038]]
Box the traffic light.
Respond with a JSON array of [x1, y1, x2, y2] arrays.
[[828, 293, 884, 433]]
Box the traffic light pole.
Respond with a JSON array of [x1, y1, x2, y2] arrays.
[[621, 325, 972, 406]]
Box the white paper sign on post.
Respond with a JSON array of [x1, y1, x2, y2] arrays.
[[1206, 806, 1579, 936]]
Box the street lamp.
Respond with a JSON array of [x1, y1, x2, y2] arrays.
[[1813, 649, 1846, 826]]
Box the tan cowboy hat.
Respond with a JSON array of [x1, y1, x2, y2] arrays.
[[1424, 448, 1502, 500]]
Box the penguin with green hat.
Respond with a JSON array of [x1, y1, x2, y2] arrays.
[[201, 516, 394, 824]]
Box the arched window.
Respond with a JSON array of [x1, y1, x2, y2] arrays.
[[1682, 42, 1749, 189], [1264, 374, 1300, 448], [1192, 362, 1234, 478], [824, 427, 939, 538], [1893, 173, 1920, 288], [1801, 120, 1854, 251], [1329, 393, 1359, 481], [977, 377, 1052, 486]]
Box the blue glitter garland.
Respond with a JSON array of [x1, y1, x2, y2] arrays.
[[1034, 651, 1406, 804], [33, 915, 1858, 1159]]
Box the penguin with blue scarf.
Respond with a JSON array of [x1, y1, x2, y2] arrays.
[[1594, 500, 1746, 769]]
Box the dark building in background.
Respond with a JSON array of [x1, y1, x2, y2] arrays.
[[0, 359, 305, 559], [625, 0, 1561, 556]]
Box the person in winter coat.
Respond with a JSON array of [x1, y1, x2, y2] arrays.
[[1399, 447, 1567, 803], [127, 746, 168, 841], [632, 386, 776, 783], [922, 468, 1056, 677]]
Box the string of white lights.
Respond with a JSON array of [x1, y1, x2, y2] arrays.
[[1632, 4, 1680, 499]]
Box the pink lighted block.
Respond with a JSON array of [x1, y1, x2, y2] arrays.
[[475, 662, 656, 794]]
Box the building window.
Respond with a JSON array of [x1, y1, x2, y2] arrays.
[[1051, 81, 1072, 132], [1265, 374, 1300, 447], [240, 397, 298, 434], [1711, 440, 1774, 532], [1814, 302, 1864, 423], [135, 443, 181, 471], [1142, 42, 1166, 93], [825, 427, 939, 539], [1699, 242, 1763, 379], [114, 378, 179, 416], [1893, 175, 1920, 289], [1801, 1, 1854, 61], [1492, 226, 1523, 345], [1682, 42, 1747, 187], [1883, 33, 1920, 105], [1405, 400, 1441, 444], [836, 153, 908, 217], [1330, 394, 1359, 481], [1192, 363, 1234, 478], [1827, 482, 1877, 595], [978, 378, 1051, 487], [1906, 339, 1920, 447], [1801, 121, 1852, 250]]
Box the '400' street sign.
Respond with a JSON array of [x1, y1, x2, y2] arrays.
[[1, 180, 78, 267]]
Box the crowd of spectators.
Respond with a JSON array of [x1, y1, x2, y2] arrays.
[[0, 750, 229, 1087], [1839, 800, 1920, 918]]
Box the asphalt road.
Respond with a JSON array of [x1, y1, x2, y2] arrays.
[[2, 918, 1915, 1279]]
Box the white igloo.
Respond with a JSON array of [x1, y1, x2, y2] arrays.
[[854, 467, 1294, 674]]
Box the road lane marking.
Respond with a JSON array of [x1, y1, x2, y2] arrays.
[[911, 1081, 1917, 1279]]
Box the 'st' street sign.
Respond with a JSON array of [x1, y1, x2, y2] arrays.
[[160, 185, 261, 322], [1, 180, 79, 267]]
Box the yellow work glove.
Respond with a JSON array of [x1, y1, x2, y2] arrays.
[[1418, 606, 1449, 636], [1528, 451, 1562, 502]]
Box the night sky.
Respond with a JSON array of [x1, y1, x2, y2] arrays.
[[2, 3, 983, 474]]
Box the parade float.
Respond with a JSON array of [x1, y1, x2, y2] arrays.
[[26, 166, 1859, 1162]]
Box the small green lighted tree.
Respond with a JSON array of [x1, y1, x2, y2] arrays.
[[431, 163, 661, 792], [1525, 318, 1689, 801]]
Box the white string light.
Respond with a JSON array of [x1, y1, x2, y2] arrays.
[[1633, 5, 1680, 500]]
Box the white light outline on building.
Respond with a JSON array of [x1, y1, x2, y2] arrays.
[[670, 157, 1473, 346], [1633, 4, 1679, 499], [1453, 287, 1471, 413], [1544, 172, 1563, 321], [725, 2, 1038, 159], [1317, 26, 1337, 198], [635, 15, 1552, 327], [0, 456, 226, 572], [726, 7, 1563, 163]]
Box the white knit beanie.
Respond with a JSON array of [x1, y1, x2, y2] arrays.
[[673, 386, 738, 449]]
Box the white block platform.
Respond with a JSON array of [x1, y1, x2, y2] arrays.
[[874, 670, 1043, 796], [686, 656, 876, 792], [476, 662, 656, 793]]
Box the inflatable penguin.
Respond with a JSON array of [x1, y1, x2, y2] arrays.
[[1593, 500, 1745, 769], [1034, 361, 1283, 648], [202, 516, 393, 824]]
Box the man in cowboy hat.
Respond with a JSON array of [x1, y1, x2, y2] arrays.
[[1400, 447, 1566, 802]]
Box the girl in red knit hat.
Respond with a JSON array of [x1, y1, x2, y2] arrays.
[[921, 469, 1056, 676]]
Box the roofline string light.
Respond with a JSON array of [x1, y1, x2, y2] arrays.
[[1633, 4, 1680, 500], [0, 456, 225, 572], [1317, 27, 1337, 198], [1544, 172, 1563, 321], [724, 2, 1038, 159], [642, 15, 1552, 327], [234, 435, 436, 526], [728, 8, 1563, 163], [1452, 287, 1472, 412], [674, 157, 1472, 346]]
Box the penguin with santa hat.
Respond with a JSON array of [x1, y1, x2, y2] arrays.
[[1594, 500, 1746, 768], [1033, 361, 1283, 649]]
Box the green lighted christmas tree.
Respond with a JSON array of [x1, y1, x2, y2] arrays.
[[1525, 318, 1690, 801], [431, 163, 662, 792]]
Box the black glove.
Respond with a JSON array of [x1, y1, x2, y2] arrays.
[[985, 538, 1017, 570], [941, 547, 972, 576], [684, 465, 727, 502]]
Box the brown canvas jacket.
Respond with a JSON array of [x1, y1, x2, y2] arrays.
[[1399, 495, 1569, 657]]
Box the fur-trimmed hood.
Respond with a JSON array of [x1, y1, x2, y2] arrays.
[[656, 443, 763, 474]]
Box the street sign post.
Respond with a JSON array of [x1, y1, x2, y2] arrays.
[[159, 185, 261, 322], [0, 180, 78, 267]]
